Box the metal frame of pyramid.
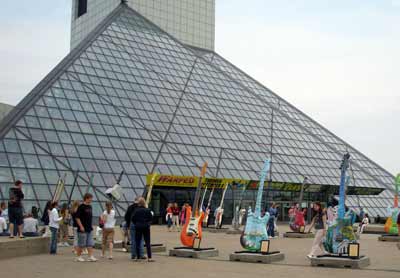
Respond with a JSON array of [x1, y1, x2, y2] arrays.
[[0, 3, 395, 218]]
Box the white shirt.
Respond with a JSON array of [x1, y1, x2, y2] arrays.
[[0, 217, 6, 233], [362, 217, 369, 225], [23, 217, 39, 233], [102, 209, 116, 229], [1, 209, 8, 222], [49, 208, 62, 229]]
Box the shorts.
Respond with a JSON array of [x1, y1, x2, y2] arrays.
[[77, 231, 94, 248], [8, 207, 23, 226], [59, 224, 69, 238], [73, 228, 78, 247], [102, 228, 115, 245]]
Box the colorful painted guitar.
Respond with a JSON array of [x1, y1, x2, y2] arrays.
[[180, 162, 208, 247], [384, 174, 400, 235], [214, 183, 229, 228], [240, 159, 271, 251], [324, 153, 357, 254], [289, 177, 308, 232]]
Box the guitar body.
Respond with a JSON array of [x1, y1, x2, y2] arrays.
[[385, 208, 399, 234], [214, 207, 224, 228], [203, 207, 210, 226], [180, 206, 204, 247], [324, 215, 356, 254], [240, 209, 270, 251], [290, 209, 305, 232], [385, 174, 400, 234]]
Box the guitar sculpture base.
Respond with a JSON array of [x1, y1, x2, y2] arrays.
[[310, 255, 370, 269], [230, 251, 284, 264], [378, 234, 400, 242], [169, 247, 219, 258], [283, 232, 314, 238]]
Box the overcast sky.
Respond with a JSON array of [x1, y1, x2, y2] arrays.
[[0, 1, 398, 175]]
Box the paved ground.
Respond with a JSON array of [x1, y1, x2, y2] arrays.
[[1, 225, 399, 278]]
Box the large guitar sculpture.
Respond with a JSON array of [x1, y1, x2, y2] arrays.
[[180, 162, 208, 247], [289, 177, 308, 233], [324, 153, 357, 254], [384, 174, 400, 235], [240, 159, 271, 251], [214, 183, 229, 228]]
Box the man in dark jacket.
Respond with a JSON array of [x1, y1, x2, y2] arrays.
[[132, 197, 154, 262], [124, 197, 145, 259]]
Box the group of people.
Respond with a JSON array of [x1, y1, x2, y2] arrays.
[[1, 180, 156, 263], [166, 203, 181, 231]]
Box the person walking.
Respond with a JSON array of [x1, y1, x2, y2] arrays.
[[125, 197, 145, 260], [70, 200, 80, 254], [132, 197, 154, 262], [101, 202, 116, 260], [8, 180, 24, 238], [49, 201, 62, 254], [166, 203, 173, 232], [307, 202, 328, 259], [75, 193, 97, 262], [59, 203, 71, 247], [172, 203, 180, 231]]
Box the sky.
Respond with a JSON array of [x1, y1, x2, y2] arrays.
[[0, 0, 399, 175]]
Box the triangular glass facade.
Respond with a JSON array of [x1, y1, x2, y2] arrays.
[[0, 4, 395, 217]]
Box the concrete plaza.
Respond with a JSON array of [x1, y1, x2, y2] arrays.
[[0, 225, 399, 278]]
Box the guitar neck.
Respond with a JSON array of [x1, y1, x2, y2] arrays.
[[338, 153, 350, 219], [192, 162, 208, 216], [297, 177, 307, 205], [255, 160, 271, 216], [218, 184, 229, 208], [394, 174, 400, 207]]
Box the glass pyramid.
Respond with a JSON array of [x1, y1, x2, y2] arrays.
[[0, 4, 395, 217]]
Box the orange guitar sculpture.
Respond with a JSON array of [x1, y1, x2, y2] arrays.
[[180, 162, 208, 247]]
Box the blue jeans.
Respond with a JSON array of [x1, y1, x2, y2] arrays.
[[130, 224, 144, 259], [267, 217, 275, 237], [50, 227, 58, 254]]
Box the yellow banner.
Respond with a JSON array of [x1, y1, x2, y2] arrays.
[[146, 174, 248, 189]]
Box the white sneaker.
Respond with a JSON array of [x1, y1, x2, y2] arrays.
[[87, 256, 98, 262], [63, 242, 70, 247], [75, 256, 85, 262]]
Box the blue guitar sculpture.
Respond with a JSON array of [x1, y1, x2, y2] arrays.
[[240, 159, 271, 251], [324, 153, 357, 254]]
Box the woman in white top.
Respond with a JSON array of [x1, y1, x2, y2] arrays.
[[49, 201, 63, 254], [101, 202, 116, 259], [357, 213, 369, 234]]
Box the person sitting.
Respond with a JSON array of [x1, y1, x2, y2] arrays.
[[357, 213, 369, 234], [23, 213, 39, 237], [0, 215, 10, 236]]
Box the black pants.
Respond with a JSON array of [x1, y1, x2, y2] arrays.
[[135, 226, 151, 259]]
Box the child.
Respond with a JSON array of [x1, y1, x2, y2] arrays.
[[166, 203, 173, 232], [101, 202, 116, 259], [59, 203, 71, 247]]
